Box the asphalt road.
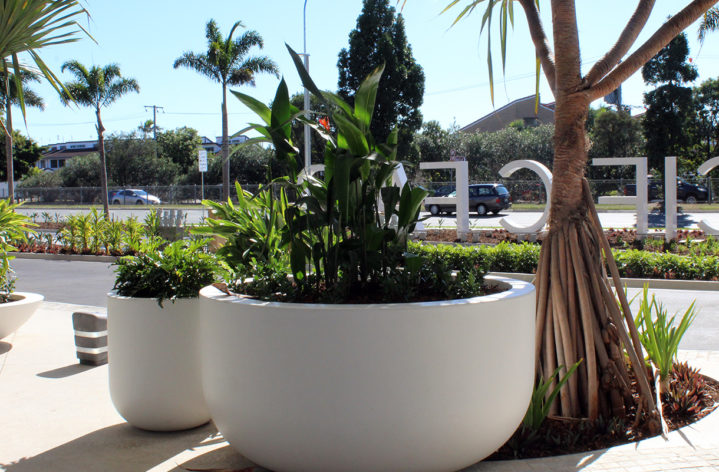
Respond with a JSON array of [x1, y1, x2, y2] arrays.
[[9, 257, 719, 351], [13, 258, 116, 308]]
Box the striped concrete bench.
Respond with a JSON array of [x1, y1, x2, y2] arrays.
[[72, 311, 108, 366]]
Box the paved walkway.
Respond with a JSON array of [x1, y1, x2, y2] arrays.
[[1, 303, 718, 472]]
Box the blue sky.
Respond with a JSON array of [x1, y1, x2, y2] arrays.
[[15, 1, 719, 146]]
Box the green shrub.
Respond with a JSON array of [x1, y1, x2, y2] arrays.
[[112, 239, 223, 306]]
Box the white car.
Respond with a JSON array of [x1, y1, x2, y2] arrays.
[[110, 189, 161, 205]]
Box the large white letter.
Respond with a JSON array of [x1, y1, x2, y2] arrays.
[[592, 157, 648, 237], [697, 157, 719, 235], [498, 160, 552, 234], [419, 161, 469, 236]]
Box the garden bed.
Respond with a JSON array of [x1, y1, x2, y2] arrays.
[[488, 364, 719, 460]]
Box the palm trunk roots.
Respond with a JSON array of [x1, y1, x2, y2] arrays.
[[535, 179, 659, 431]]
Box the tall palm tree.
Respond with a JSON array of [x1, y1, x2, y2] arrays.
[[1, 0, 90, 201], [1, 67, 44, 197], [174, 19, 278, 200], [419, 0, 719, 425], [61, 61, 139, 217], [699, 7, 719, 42]]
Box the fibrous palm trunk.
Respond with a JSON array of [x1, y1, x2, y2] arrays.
[[535, 1, 658, 429], [221, 84, 230, 201], [537, 97, 657, 428], [96, 107, 110, 218], [3, 69, 14, 203]]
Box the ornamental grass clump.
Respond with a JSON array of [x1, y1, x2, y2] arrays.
[[198, 45, 486, 303], [633, 285, 697, 393]]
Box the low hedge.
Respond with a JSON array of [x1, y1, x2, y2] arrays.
[[409, 241, 719, 281]]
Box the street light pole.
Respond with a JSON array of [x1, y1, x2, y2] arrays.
[[302, 0, 311, 173]]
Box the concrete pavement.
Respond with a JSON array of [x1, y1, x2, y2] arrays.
[[1, 302, 718, 471]]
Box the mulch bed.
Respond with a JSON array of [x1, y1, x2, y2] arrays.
[[488, 371, 719, 460]]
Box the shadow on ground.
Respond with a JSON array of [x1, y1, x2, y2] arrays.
[[37, 363, 95, 379], [0, 341, 11, 355], [0, 422, 251, 472]]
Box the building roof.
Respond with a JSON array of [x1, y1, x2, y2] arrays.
[[460, 95, 555, 134]]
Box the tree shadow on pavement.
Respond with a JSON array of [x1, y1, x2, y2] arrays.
[[0, 422, 252, 472]]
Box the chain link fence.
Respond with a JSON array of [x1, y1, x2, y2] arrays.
[[14, 178, 719, 205]]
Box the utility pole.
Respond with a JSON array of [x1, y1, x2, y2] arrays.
[[301, 0, 311, 173], [144, 105, 164, 140]]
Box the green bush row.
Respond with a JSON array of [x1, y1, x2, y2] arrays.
[[408, 242, 719, 281]]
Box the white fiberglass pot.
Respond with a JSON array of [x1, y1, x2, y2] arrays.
[[107, 293, 210, 431], [0, 292, 44, 339], [199, 275, 535, 472]]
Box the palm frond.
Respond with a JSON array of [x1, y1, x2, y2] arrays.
[[699, 7, 719, 43]]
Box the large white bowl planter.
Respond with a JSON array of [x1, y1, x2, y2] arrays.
[[0, 292, 44, 339], [107, 294, 210, 431], [199, 275, 535, 472]]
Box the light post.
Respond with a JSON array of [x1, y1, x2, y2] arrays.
[[302, 0, 311, 173]]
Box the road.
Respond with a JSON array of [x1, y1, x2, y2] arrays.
[[16, 207, 719, 230], [10, 258, 719, 351]]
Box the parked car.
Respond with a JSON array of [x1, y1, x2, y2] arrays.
[[425, 183, 512, 216], [623, 179, 708, 203], [109, 189, 161, 205]]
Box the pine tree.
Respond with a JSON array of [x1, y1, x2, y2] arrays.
[[642, 33, 698, 171], [337, 0, 424, 158]]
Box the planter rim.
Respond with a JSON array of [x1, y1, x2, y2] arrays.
[[199, 274, 533, 310], [4, 292, 44, 306], [107, 291, 199, 303]]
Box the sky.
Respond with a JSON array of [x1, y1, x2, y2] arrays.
[[13, 1, 719, 146]]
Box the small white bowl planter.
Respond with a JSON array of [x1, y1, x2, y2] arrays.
[[0, 292, 44, 339], [199, 275, 535, 472], [107, 293, 210, 431]]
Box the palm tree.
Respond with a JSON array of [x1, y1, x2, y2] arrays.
[[421, 0, 719, 426], [174, 19, 278, 200], [1, 67, 44, 196], [699, 7, 719, 42], [1, 0, 90, 201], [61, 61, 139, 217]]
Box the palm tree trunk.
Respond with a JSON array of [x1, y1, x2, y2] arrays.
[[3, 67, 13, 203], [96, 107, 110, 219], [221, 84, 230, 201], [532, 1, 659, 429]]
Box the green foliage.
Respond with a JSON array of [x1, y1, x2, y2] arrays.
[[586, 107, 645, 178], [104, 132, 181, 186], [289, 91, 331, 167], [642, 33, 698, 172], [55, 153, 101, 187], [337, 0, 425, 159], [688, 77, 719, 169], [524, 361, 582, 432], [112, 238, 222, 306], [193, 182, 289, 276], [633, 285, 697, 389], [226, 46, 442, 303], [156, 127, 202, 173], [0, 131, 43, 180], [614, 249, 719, 281], [460, 124, 554, 181], [0, 199, 34, 301], [0, 0, 90, 117]]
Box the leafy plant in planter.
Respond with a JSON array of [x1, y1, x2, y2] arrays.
[[112, 238, 223, 306], [0, 199, 35, 302], [205, 45, 486, 303]]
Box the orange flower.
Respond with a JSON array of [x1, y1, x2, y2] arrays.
[[318, 116, 330, 132]]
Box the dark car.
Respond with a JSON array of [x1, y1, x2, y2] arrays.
[[424, 183, 512, 216], [623, 179, 708, 203]]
